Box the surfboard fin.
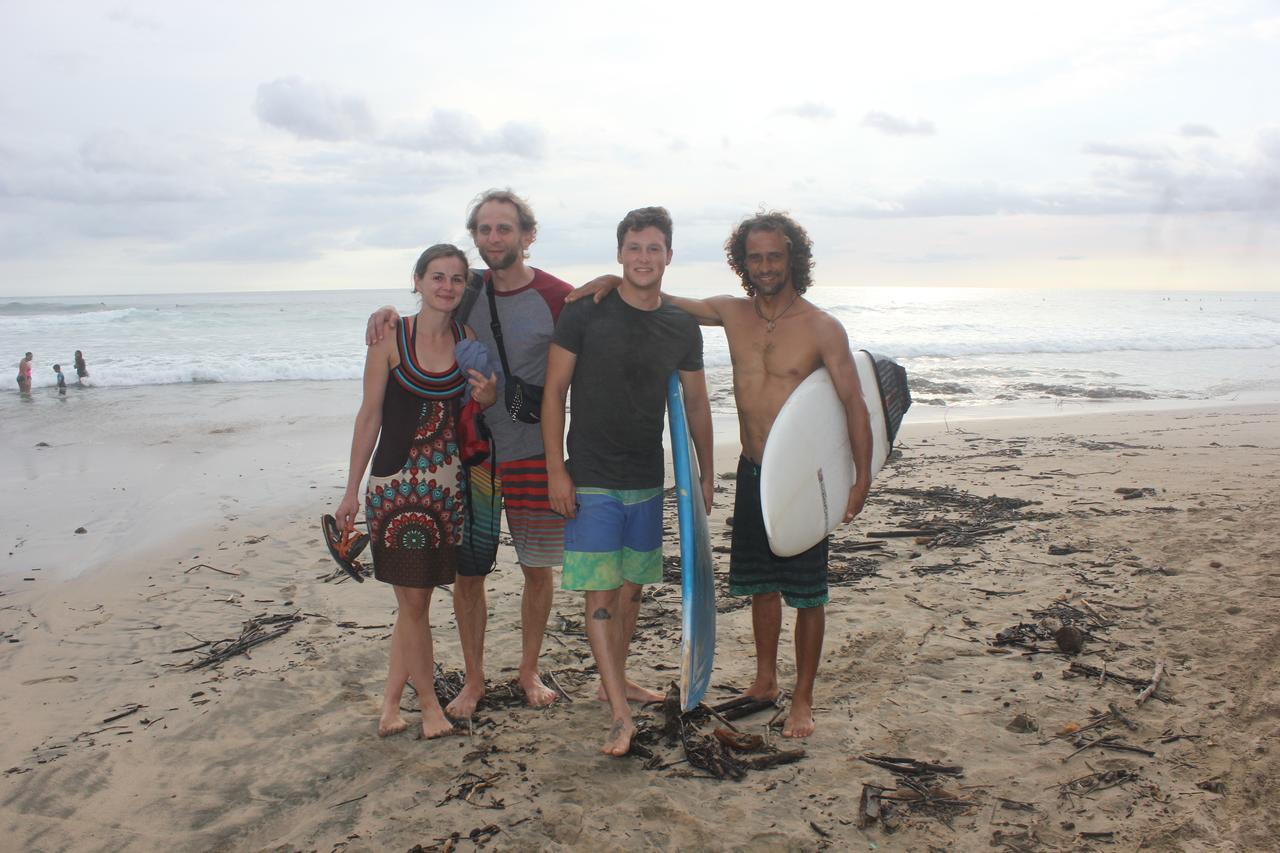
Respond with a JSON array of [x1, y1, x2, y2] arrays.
[[321, 514, 369, 582]]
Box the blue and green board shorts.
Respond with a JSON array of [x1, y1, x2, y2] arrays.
[[562, 487, 663, 591]]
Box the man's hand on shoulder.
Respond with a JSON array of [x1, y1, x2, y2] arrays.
[[365, 305, 401, 346], [564, 275, 621, 305]]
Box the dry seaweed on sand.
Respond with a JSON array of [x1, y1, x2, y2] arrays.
[[870, 485, 1042, 548], [436, 772, 506, 809], [857, 754, 976, 830], [827, 556, 885, 586], [174, 611, 303, 671], [1057, 767, 1139, 799], [629, 684, 805, 780], [431, 665, 571, 713]]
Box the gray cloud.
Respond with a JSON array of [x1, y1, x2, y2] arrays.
[[778, 101, 835, 120], [820, 129, 1280, 220], [1082, 141, 1173, 160], [106, 7, 162, 31], [1179, 123, 1218, 138], [254, 77, 375, 142], [862, 111, 935, 136], [386, 110, 547, 160]]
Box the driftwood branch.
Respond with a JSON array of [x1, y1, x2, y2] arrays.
[[1136, 660, 1165, 706]]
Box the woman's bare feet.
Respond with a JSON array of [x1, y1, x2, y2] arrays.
[[782, 697, 815, 738], [420, 705, 456, 739], [445, 679, 485, 718], [595, 678, 664, 704], [377, 713, 409, 737], [601, 718, 637, 756], [519, 671, 559, 708]]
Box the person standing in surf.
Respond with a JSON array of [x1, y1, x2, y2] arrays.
[[568, 211, 873, 738], [335, 243, 498, 739], [74, 351, 89, 385], [16, 352, 33, 395], [365, 190, 573, 717], [542, 206, 714, 756]]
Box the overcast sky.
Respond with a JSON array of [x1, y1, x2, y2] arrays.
[[1, 0, 1277, 296]]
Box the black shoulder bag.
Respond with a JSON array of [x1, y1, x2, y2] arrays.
[[486, 279, 544, 423]]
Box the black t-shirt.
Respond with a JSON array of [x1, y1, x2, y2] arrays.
[[553, 290, 703, 489]]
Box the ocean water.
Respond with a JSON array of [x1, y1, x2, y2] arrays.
[[3, 287, 1279, 421]]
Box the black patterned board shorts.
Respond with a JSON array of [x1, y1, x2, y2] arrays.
[[728, 456, 829, 608]]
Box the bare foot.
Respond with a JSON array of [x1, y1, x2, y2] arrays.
[[519, 671, 558, 708], [601, 718, 637, 756], [742, 678, 782, 703], [594, 679, 665, 704], [445, 680, 484, 718], [783, 699, 815, 738], [420, 705, 456, 739], [378, 714, 409, 737]]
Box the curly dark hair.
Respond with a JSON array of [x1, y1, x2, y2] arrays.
[[724, 211, 814, 296]]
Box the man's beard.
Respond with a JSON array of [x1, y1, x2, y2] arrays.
[[482, 246, 520, 271], [752, 277, 788, 297]]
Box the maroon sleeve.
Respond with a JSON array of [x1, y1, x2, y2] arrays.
[[531, 269, 573, 324]]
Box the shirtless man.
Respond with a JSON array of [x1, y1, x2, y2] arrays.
[[570, 211, 872, 737]]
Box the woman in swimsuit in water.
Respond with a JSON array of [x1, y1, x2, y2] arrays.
[[16, 352, 33, 394]]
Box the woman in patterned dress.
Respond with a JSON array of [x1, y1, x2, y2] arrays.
[[335, 244, 497, 739]]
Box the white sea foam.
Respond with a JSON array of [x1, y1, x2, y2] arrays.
[[2, 288, 1278, 411]]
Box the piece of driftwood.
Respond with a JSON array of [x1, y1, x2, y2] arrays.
[[740, 749, 805, 770], [437, 772, 505, 809], [1135, 661, 1165, 706], [1058, 768, 1138, 797], [1064, 735, 1156, 761], [860, 755, 964, 777], [179, 612, 302, 671], [184, 563, 240, 577], [101, 703, 145, 724], [867, 528, 943, 539], [1065, 662, 1149, 689], [1108, 702, 1138, 730], [710, 696, 779, 722]]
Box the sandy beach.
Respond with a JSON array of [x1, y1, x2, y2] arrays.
[[2, 382, 1278, 851]]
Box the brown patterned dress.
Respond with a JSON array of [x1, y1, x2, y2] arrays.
[[364, 318, 467, 588]]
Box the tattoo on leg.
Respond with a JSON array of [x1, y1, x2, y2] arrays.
[[630, 589, 643, 603], [592, 607, 611, 620]]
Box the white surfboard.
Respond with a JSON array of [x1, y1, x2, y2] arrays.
[[759, 351, 909, 557]]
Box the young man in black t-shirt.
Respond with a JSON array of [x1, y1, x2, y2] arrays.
[[542, 206, 714, 757]]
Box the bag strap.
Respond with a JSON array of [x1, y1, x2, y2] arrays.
[[485, 277, 516, 380], [454, 269, 484, 324]]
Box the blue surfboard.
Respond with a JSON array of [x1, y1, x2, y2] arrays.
[[667, 372, 715, 711]]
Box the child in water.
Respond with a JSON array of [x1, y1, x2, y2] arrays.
[[74, 350, 89, 385], [52, 364, 66, 396]]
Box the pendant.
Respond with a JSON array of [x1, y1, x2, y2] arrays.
[[766, 320, 776, 333]]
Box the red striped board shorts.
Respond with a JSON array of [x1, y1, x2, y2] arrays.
[[457, 455, 565, 575]]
